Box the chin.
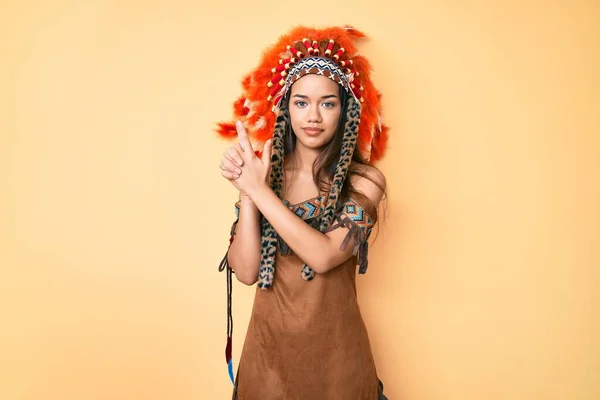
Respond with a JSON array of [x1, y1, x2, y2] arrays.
[[296, 132, 335, 149], [297, 137, 330, 150]]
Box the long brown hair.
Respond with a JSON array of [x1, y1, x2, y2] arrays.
[[282, 86, 386, 222]]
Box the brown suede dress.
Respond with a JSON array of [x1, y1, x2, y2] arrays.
[[232, 197, 381, 400]]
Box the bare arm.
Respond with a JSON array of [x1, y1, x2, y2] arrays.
[[218, 136, 268, 286], [226, 194, 262, 285], [245, 168, 385, 274]]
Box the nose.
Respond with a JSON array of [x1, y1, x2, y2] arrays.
[[307, 104, 322, 123]]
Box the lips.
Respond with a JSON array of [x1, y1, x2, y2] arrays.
[[302, 127, 324, 136]]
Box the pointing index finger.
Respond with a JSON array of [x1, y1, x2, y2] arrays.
[[236, 121, 254, 154]]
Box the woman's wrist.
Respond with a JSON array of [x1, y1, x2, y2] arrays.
[[240, 191, 255, 205], [244, 182, 270, 202]]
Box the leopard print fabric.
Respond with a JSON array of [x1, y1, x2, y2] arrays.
[[257, 106, 288, 289]]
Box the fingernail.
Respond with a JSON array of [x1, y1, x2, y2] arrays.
[[236, 168, 241, 174], [236, 120, 242, 128]]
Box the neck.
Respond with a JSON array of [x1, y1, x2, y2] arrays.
[[287, 144, 321, 173]]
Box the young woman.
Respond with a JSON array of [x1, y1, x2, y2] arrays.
[[216, 26, 390, 400]]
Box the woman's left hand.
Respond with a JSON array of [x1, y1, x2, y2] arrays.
[[233, 120, 272, 197]]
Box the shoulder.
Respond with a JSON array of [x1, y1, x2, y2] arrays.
[[349, 163, 386, 205]]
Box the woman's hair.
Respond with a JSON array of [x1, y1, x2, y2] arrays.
[[283, 85, 386, 223]]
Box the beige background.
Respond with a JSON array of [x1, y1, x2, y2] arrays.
[[1, 1, 598, 399]]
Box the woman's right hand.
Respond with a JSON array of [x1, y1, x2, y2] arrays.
[[220, 144, 243, 184], [220, 144, 252, 203]]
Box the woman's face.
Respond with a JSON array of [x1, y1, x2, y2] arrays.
[[288, 74, 342, 150]]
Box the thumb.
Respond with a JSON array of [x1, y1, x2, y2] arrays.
[[261, 139, 273, 166]]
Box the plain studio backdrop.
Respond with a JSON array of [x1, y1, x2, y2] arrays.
[[1, 1, 598, 399]]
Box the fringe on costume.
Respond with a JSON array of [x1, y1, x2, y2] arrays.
[[326, 213, 370, 274]]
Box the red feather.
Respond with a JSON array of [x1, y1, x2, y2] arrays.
[[370, 124, 389, 164], [216, 122, 237, 139], [233, 96, 249, 117], [343, 25, 368, 39]]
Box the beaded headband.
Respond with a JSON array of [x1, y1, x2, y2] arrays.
[[272, 55, 359, 109]]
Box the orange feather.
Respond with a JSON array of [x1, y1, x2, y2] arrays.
[[215, 25, 388, 164]]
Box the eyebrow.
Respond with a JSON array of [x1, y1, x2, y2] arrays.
[[292, 94, 339, 100]]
